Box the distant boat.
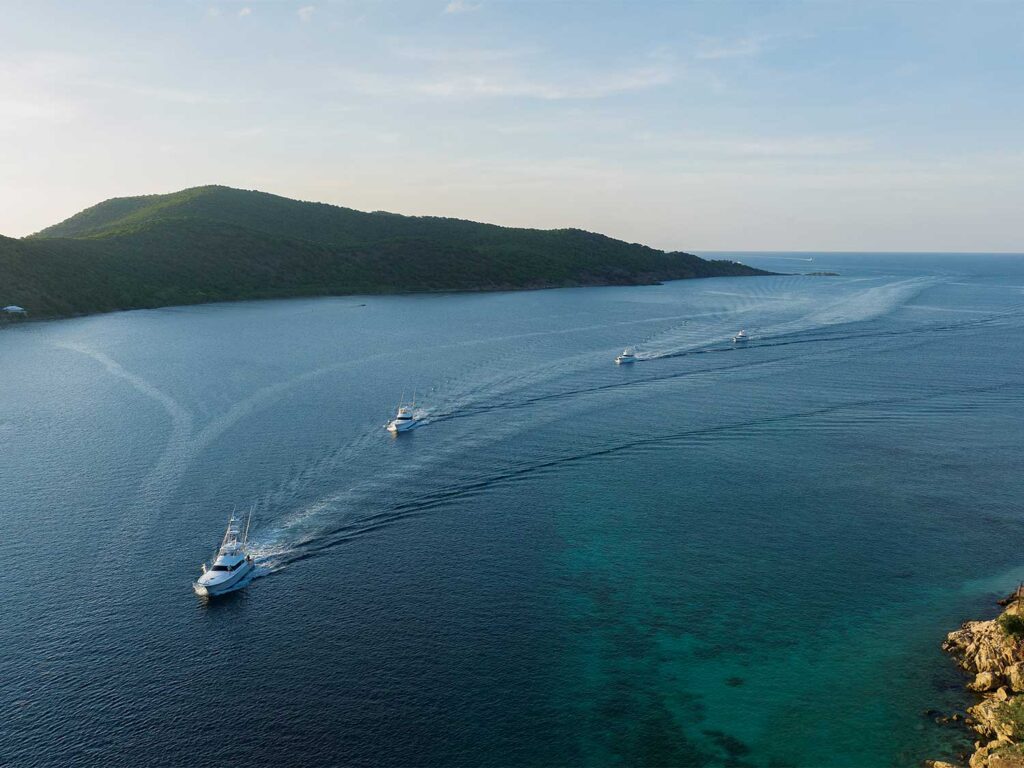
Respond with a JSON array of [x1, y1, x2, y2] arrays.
[[194, 510, 255, 597], [733, 330, 749, 343], [386, 396, 418, 433], [615, 347, 637, 364]]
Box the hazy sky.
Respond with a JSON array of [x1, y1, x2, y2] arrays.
[[3, 1, 1022, 251]]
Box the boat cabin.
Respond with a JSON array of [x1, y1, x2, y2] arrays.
[[210, 555, 248, 572]]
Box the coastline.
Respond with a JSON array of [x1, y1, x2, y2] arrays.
[[929, 592, 1024, 768], [0, 270, 779, 329]]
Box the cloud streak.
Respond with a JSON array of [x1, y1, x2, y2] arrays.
[[693, 34, 781, 61], [415, 67, 671, 100], [334, 61, 673, 101], [444, 0, 480, 14], [637, 133, 873, 159]]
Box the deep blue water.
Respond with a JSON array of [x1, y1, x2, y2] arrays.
[[2, 252, 1024, 767]]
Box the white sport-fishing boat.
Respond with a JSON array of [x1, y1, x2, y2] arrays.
[[386, 397, 418, 433], [614, 347, 637, 364], [732, 329, 749, 343], [194, 510, 255, 597]]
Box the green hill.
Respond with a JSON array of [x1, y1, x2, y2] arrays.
[[1, 185, 772, 319]]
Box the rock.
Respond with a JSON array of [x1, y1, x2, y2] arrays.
[[970, 739, 1009, 768], [968, 698, 1016, 741], [971, 672, 999, 692], [945, 619, 1019, 677], [933, 709, 968, 726], [939, 605, 1024, 768], [1007, 664, 1024, 693], [924, 761, 960, 768], [990, 752, 1024, 768]]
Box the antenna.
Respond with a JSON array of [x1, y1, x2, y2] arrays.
[[244, 504, 254, 544]]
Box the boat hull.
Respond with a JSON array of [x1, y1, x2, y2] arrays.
[[194, 559, 255, 597], [387, 420, 416, 433]]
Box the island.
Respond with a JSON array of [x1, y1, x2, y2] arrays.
[[0, 185, 773, 320]]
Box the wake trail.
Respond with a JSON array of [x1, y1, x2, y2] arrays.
[[637, 276, 943, 362], [56, 342, 195, 513], [252, 288, 1024, 563], [261, 379, 1024, 570]]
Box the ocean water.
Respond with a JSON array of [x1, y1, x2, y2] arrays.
[[2, 252, 1024, 767]]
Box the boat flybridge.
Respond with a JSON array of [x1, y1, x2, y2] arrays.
[[615, 347, 637, 365], [386, 395, 419, 434], [194, 509, 255, 597], [733, 330, 749, 343]]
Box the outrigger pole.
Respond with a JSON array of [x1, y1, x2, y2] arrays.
[[243, 504, 254, 545]]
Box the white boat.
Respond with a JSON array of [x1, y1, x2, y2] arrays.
[[733, 330, 749, 343], [386, 397, 418, 433], [194, 510, 255, 597], [615, 347, 637, 364]]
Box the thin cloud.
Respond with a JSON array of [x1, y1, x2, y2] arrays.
[[444, 0, 480, 14], [103, 83, 229, 106], [414, 66, 671, 100], [390, 43, 528, 64], [636, 132, 872, 159], [694, 34, 768, 60], [714, 136, 872, 157], [238, 7, 252, 17], [297, 5, 315, 22]]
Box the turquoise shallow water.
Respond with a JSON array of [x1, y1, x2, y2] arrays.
[[2, 253, 1024, 766]]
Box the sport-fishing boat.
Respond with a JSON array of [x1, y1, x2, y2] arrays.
[[733, 330, 749, 343], [386, 396, 418, 433], [194, 510, 255, 597], [615, 347, 637, 364]]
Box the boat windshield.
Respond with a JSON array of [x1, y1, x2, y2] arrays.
[[211, 559, 246, 572]]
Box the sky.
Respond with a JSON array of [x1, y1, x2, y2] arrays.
[[1, 0, 1022, 251]]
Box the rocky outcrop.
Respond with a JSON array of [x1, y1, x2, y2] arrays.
[[945, 619, 1020, 685], [932, 596, 1024, 768]]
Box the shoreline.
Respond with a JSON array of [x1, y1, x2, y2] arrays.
[[928, 591, 1024, 768], [0, 271, 781, 329]]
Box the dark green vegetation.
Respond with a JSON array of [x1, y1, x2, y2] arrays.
[[1, 185, 772, 319], [997, 612, 1024, 639]]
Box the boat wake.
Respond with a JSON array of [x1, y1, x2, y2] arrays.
[[66, 271, 1022, 589], [249, 377, 1024, 573], [636, 276, 942, 361]]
